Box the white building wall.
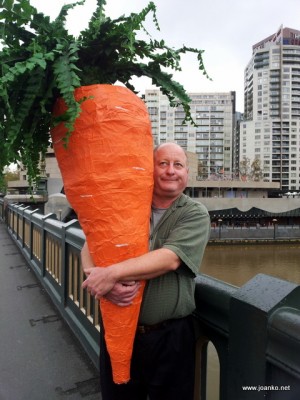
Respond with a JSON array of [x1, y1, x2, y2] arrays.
[[144, 89, 236, 180], [242, 26, 300, 191]]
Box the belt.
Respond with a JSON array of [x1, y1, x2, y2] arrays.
[[136, 319, 173, 334]]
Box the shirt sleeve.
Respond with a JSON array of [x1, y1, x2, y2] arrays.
[[162, 201, 211, 276]]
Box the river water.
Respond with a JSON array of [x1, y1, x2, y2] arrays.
[[198, 243, 300, 400], [201, 243, 300, 287]]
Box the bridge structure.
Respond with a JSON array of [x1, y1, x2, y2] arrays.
[[0, 199, 300, 399]]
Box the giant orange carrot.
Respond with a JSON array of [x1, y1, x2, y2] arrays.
[[51, 84, 153, 383]]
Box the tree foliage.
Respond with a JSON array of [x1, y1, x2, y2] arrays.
[[239, 157, 264, 181], [0, 0, 210, 185], [239, 157, 251, 180], [250, 158, 264, 181]]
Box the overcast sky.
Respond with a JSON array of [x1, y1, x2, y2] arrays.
[[30, 0, 300, 112]]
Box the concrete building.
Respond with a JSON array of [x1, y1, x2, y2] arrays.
[[7, 148, 63, 196], [144, 89, 237, 180], [242, 26, 300, 192]]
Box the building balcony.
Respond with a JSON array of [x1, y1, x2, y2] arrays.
[[210, 114, 224, 119], [270, 78, 280, 83], [272, 173, 281, 179], [283, 56, 300, 62]]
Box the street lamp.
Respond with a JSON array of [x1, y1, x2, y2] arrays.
[[272, 218, 277, 240], [218, 218, 223, 240]]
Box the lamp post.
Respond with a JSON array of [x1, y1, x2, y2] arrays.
[[218, 218, 223, 240], [272, 218, 277, 240]]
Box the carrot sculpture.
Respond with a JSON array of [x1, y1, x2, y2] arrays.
[[51, 84, 153, 383]]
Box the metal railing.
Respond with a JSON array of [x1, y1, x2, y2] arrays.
[[193, 274, 300, 399], [210, 223, 300, 241], [1, 199, 300, 399], [1, 201, 100, 367]]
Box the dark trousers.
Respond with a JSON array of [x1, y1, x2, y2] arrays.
[[99, 316, 196, 400]]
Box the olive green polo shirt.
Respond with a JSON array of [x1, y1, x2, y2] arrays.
[[139, 194, 210, 325]]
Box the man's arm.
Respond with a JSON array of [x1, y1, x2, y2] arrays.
[[81, 242, 141, 306], [81, 242, 95, 276], [81, 247, 181, 300]]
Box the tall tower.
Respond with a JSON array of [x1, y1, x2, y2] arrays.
[[242, 26, 300, 192], [144, 89, 236, 180]]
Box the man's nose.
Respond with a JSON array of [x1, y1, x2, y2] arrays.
[[166, 163, 175, 174]]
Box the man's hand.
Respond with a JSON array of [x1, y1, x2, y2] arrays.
[[105, 281, 141, 307], [82, 267, 141, 306], [82, 267, 116, 299]]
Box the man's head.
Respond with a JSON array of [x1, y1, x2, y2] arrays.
[[152, 142, 189, 206]]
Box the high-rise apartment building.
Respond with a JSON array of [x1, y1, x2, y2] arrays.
[[144, 89, 236, 180], [242, 26, 300, 191]]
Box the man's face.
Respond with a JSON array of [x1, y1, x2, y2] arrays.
[[153, 144, 189, 200]]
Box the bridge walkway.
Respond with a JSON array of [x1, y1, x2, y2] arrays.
[[0, 220, 102, 400]]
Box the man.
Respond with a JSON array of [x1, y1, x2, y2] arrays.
[[81, 142, 210, 400]]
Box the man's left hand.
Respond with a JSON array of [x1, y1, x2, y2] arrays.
[[105, 281, 141, 306]]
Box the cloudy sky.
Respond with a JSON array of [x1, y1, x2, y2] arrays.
[[30, 0, 300, 111]]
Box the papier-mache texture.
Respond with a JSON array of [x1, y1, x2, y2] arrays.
[[51, 84, 153, 383]]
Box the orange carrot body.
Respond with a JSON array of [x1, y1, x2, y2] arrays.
[[51, 84, 153, 383]]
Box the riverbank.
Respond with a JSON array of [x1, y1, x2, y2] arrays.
[[208, 238, 300, 245], [209, 224, 300, 243]]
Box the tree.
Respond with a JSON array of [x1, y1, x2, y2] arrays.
[[0, 0, 210, 186], [250, 158, 263, 181], [239, 157, 264, 182], [239, 157, 251, 181], [0, 167, 19, 194]]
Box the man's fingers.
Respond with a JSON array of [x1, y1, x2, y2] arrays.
[[121, 281, 137, 286]]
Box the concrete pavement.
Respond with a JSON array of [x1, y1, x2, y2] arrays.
[[0, 220, 102, 400]]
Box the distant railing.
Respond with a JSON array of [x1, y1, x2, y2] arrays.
[[1, 199, 300, 399], [210, 223, 300, 242]]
